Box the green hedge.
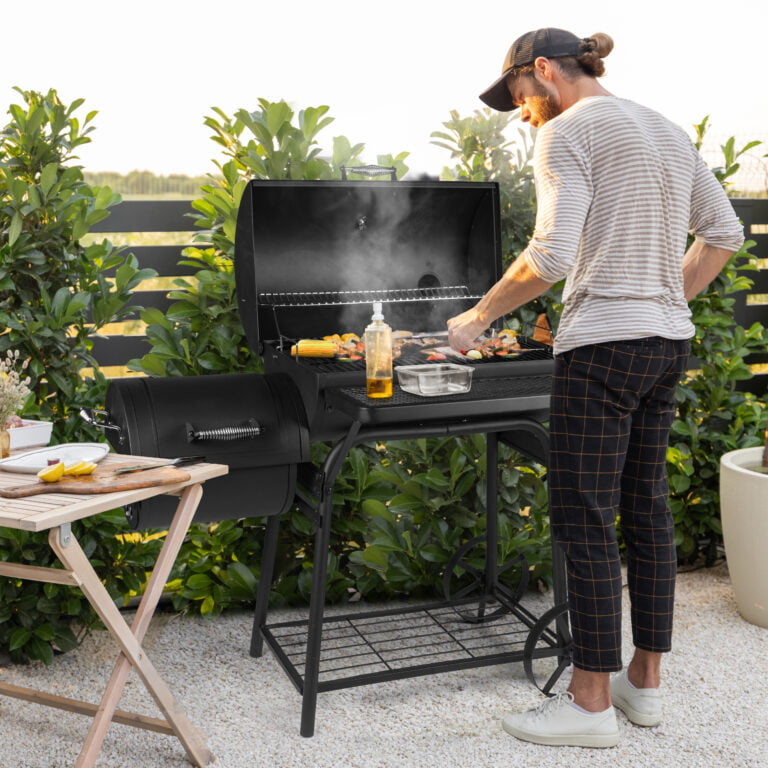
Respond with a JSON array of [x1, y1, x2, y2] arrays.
[[1, 90, 766, 664]]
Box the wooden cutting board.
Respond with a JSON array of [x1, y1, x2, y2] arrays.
[[0, 466, 192, 498]]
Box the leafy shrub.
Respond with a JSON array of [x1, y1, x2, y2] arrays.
[[2, 86, 762, 655], [0, 88, 161, 662], [667, 118, 768, 563], [0, 87, 156, 439], [129, 99, 408, 379], [151, 105, 552, 617]]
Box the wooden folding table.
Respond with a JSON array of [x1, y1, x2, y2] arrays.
[[0, 453, 228, 767]]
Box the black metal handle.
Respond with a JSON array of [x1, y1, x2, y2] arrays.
[[340, 164, 397, 181], [79, 407, 122, 435], [186, 418, 262, 442]]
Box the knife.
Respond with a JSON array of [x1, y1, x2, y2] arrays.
[[112, 456, 207, 474]]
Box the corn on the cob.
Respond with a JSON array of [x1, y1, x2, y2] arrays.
[[290, 339, 339, 357]]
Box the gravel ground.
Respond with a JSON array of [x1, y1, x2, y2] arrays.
[[0, 562, 766, 768]]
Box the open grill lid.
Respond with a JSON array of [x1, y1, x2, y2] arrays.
[[234, 179, 502, 353]]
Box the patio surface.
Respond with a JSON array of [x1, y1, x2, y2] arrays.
[[0, 562, 765, 768]]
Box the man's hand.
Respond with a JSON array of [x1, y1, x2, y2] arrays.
[[445, 253, 554, 353], [447, 308, 490, 353]]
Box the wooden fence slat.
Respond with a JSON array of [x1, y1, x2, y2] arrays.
[[101, 245, 198, 277], [90, 337, 152, 367], [90, 200, 197, 233]]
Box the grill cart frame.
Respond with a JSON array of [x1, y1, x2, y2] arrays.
[[249, 386, 571, 737]]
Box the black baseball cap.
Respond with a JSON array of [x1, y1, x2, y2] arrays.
[[480, 28, 585, 111]]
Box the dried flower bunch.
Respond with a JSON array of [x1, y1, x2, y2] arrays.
[[0, 349, 32, 428]]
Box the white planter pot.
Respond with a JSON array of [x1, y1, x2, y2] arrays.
[[720, 446, 768, 628]]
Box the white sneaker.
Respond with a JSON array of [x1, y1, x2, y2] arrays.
[[611, 669, 662, 726], [501, 692, 619, 748]]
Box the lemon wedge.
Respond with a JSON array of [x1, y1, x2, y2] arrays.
[[71, 461, 97, 476], [63, 460, 87, 475], [37, 461, 65, 483]]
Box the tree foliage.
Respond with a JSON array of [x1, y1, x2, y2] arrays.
[[0, 88, 163, 662]]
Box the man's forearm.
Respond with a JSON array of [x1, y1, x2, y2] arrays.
[[474, 254, 555, 325], [446, 253, 554, 351], [683, 239, 737, 300]]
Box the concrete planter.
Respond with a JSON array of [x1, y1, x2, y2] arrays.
[[719, 446, 768, 628]]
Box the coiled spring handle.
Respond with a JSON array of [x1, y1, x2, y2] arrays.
[[186, 418, 262, 442]]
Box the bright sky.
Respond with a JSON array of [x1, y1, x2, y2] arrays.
[[3, 0, 767, 181]]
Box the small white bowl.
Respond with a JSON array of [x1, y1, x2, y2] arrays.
[[7, 419, 54, 451]]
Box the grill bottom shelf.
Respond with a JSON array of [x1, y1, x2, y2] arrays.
[[261, 595, 565, 694]]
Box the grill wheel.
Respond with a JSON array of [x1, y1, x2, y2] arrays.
[[441, 533, 529, 623]]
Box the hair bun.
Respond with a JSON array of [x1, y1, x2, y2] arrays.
[[588, 32, 614, 58]]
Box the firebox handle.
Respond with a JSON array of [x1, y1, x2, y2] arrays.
[[340, 164, 397, 181], [185, 418, 263, 442]]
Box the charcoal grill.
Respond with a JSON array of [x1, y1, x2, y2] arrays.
[[92, 173, 569, 738], [232, 173, 571, 736]]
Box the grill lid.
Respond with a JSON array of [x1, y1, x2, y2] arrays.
[[234, 179, 502, 353]]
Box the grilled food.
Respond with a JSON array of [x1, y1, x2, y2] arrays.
[[290, 339, 339, 357], [532, 314, 553, 345], [291, 326, 534, 361]]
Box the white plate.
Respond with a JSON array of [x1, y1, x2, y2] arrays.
[[0, 443, 110, 474]]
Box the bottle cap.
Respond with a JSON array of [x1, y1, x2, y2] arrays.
[[372, 301, 384, 321]]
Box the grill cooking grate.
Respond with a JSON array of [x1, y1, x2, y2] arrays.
[[262, 597, 554, 692], [285, 336, 552, 372]]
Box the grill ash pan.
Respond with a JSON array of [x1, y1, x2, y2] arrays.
[[100, 372, 309, 529]]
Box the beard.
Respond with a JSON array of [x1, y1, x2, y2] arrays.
[[527, 80, 563, 125]]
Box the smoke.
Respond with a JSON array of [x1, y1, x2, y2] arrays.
[[249, 181, 491, 338]]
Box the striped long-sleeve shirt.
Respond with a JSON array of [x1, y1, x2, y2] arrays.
[[522, 96, 745, 354]]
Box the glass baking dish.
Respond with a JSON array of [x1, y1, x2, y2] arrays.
[[396, 364, 473, 397]]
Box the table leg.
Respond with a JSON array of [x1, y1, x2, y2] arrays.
[[48, 483, 212, 768]]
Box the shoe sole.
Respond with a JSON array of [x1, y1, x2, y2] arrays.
[[612, 693, 662, 727], [502, 719, 619, 748]]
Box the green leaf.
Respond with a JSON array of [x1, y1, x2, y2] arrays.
[[362, 498, 392, 520], [25, 636, 54, 665], [33, 624, 56, 641], [226, 562, 258, 596], [8, 212, 22, 245], [40, 162, 58, 195], [265, 101, 293, 138], [419, 545, 450, 563], [8, 627, 31, 651], [361, 546, 389, 570]]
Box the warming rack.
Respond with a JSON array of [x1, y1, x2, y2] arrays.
[[258, 285, 483, 308]]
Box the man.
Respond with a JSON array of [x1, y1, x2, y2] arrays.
[[447, 28, 744, 748]]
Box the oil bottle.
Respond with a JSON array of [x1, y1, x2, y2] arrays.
[[364, 301, 393, 398]]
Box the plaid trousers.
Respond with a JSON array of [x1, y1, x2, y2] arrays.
[[548, 337, 690, 672]]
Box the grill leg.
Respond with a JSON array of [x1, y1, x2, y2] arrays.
[[250, 514, 281, 658], [300, 421, 361, 738], [300, 493, 334, 738], [484, 431, 499, 596]]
